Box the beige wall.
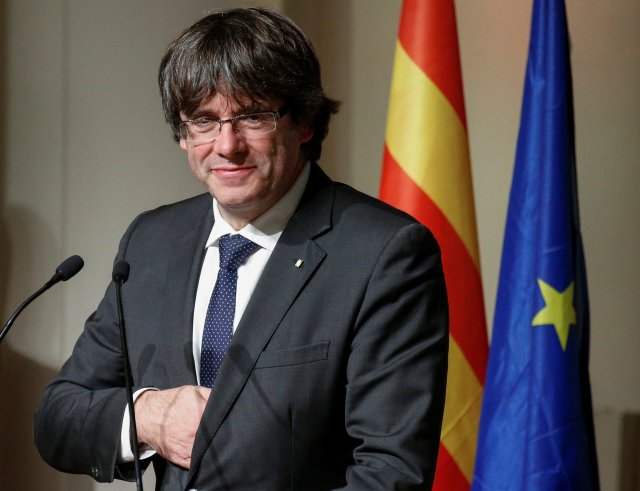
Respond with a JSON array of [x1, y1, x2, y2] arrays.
[[0, 1, 637, 490]]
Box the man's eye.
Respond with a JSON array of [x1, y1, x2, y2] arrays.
[[240, 113, 270, 127], [193, 118, 215, 127]]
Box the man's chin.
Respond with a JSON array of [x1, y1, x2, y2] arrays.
[[213, 192, 268, 223]]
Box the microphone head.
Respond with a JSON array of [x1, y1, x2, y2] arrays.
[[55, 255, 84, 281], [112, 260, 130, 284]]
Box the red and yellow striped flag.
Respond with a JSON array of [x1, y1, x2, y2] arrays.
[[380, 1, 488, 489]]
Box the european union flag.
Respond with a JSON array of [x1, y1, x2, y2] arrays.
[[472, 1, 600, 489]]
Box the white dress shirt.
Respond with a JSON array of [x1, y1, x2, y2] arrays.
[[119, 162, 310, 462]]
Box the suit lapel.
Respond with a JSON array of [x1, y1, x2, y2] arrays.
[[161, 195, 213, 388], [188, 164, 334, 480]]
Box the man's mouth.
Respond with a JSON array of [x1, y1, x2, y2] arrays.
[[210, 165, 256, 177]]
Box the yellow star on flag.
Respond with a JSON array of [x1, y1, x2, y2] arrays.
[[531, 279, 577, 351]]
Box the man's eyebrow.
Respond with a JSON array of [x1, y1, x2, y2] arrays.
[[186, 108, 218, 120], [238, 104, 271, 114], [186, 104, 273, 120]]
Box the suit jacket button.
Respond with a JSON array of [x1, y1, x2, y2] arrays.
[[91, 466, 100, 479]]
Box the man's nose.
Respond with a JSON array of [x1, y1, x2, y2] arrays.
[[213, 121, 246, 157]]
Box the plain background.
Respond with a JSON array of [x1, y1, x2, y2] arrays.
[[0, 1, 638, 490]]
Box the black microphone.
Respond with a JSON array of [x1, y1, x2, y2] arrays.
[[52, 255, 85, 283], [0, 255, 84, 344], [112, 260, 130, 284], [112, 260, 143, 491]]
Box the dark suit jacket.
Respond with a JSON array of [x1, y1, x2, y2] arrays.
[[35, 163, 448, 490]]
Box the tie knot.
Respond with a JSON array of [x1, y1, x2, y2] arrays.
[[218, 234, 257, 271]]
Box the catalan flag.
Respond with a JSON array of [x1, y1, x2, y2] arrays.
[[472, 1, 600, 489], [380, 1, 488, 489]]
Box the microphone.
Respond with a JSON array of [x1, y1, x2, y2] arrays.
[[112, 260, 143, 491], [112, 260, 130, 284], [52, 255, 85, 283], [0, 255, 84, 344]]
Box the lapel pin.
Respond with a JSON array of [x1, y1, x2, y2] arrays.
[[294, 259, 304, 268]]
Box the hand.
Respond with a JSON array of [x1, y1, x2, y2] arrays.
[[134, 385, 211, 469]]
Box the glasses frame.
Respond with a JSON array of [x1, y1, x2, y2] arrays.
[[178, 106, 290, 144]]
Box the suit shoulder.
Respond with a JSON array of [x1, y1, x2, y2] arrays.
[[316, 180, 440, 253], [138, 193, 211, 221], [125, 193, 211, 231], [120, 193, 211, 245], [330, 181, 422, 229]]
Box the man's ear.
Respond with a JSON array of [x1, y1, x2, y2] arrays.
[[179, 138, 187, 150], [299, 124, 313, 144]]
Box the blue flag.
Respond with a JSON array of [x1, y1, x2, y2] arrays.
[[472, 1, 599, 489]]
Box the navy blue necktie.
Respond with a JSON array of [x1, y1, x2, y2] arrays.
[[200, 234, 257, 388]]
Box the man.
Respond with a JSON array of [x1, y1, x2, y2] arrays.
[[35, 8, 448, 490]]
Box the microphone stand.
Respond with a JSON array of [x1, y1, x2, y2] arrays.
[[113, 261, 143, 491]]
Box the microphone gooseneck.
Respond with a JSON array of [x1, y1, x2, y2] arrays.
[[0, 255, 85, 344]]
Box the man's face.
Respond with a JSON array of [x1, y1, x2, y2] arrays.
[[179, 93, 312, 229]]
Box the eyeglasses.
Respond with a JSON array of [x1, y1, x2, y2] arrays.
[[178, 106, 289, 144]]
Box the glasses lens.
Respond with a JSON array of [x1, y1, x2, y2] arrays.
[[184, 119, 219, 143], [235, 113, 277, 138]]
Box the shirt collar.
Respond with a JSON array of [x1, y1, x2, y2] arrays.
[[206, 162, 310, 252]]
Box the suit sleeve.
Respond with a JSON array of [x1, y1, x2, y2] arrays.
[[340, 222, 449, 490], [34, 213, 150, 483]]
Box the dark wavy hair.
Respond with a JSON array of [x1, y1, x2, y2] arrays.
[[159, 8, 340, 162]]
